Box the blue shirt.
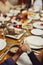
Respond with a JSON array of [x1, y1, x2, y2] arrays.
[[0, 58, 17, 65]]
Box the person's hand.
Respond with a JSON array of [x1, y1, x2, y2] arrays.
[[19, 43, 30, 52], [16, 43, 30, 55]]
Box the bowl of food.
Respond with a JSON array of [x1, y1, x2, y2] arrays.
[[10, 45, 19, 54], [16, 13, 27, 20]]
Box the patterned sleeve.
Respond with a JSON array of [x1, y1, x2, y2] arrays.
[[0, 58, 17, 65]]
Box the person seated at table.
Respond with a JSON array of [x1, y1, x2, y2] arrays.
[[8, 0, 18, 5], [0, 0, 17, 13], [26, 0, 31, 9], [0, 43, 43, 65], [33, 0, 42, 11]]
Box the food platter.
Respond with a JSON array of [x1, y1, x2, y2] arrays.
[[6, 28, 25, 39]]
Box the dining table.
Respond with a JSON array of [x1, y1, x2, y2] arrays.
[[0, 6, 43, 64]]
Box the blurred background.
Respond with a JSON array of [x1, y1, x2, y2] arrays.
[[8, 0, 27, 5]]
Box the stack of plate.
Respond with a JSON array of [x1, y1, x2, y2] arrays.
[[24, 36, 43, 49]]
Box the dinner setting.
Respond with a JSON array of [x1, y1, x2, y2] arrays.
[[0, 0, 43, 65]]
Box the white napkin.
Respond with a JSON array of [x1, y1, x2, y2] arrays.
[[17, 53, 32, 65]]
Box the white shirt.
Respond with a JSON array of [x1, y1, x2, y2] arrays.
[[33, 0, 42, 11]]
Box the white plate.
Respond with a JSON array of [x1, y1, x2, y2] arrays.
[[11, 19, 22, 25], [11, 19, 18, 23], [40, 17, 43, 21], [6, 13, 13, 17], [22, 10, 27, 14], [32, 15, 40, 20], [0, 39, 6, 50], [14, 10, 20, 16], [30, 45, 42, 49], [28, 8, 33, 12], [0, 17, 4, 22], [33, 22, 43, 29], [9, 10, 20, 16], [33, 9, 39, 12], [29, 8, 39, 12], [28, 13, 40, 20], [9, 10, 15, 14], [40, 13, 43, 17], [31, 29, 43, 35], [24, 36, 43, 49], [17, 53, 32, 65], [40, 10, 43, 13], [0, 23, 2, 26], [5, 17, 10, 21]]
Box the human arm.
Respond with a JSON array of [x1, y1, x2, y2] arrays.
[[19, 43, 43, 65], [28, 51, 42, 65], [0, 45, 23, 65], [7, 1, 18, 9]]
